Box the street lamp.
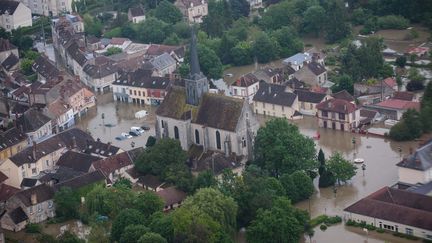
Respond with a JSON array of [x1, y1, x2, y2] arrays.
[[101, 113, 105, 125], [333, 184, 337, 197], [362, 163, 366, 176], [398, 146, 402, 159]]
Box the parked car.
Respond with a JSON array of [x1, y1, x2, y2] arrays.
[[116, 132, 133, 140], [129, 131, 140, 137], [131, 126, 145, 135], [141, 125, 151, 131]]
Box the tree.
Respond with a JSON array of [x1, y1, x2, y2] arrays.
[[113, 178, 132, 189], [197, 44, 223, 79], [389, 109, 423, 141], [279, 171, 314, 203], [406, 68, 425, 91], [181, 188, 238, 234], [138, 233, 167, 243], [88, 225, 110, 243], [137, 18, 170, 44], [54, 187, 80, 220], [253, 118, 317, 178], [317, 149, 325, 175], [111, 209, 145, 241], [132, 192, 164, 218], [21, 59, 34, 76], [331, 75, 354, 94], [323, 0, 351, 43], [259, 1, 296, 31], [253, 32, 278, 63], [121, 24, 137, 39], [326, 152, 357, 185], [194, 170, 217, 190], [145, 136, 156, 147], [58, 231, 84, 243], [201, 0, 233, 37], [420, 82, 432, 132], [303, 5, 325, 36], [85, 185, 136, 218], [83, 14, 103, 37], [230, 41, 254, 66], [105, 47, 122, 56], [246, 197, 308, 243], [120, 225, 149, 243], [155, 0, 183, 24], [149, 212, 174, 242], [163, 33, 181, 45], [271, 26, 303, 58], [229, 0, 250, 20], [395, 56, 407, 68]]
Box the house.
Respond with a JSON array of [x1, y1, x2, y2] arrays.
[[0, 171, 20, 206], [332, 90, 355, 104], [397, 140, 432, 185], [18, 0, 73, 16], [83, 140, 122, 158], [43, 99, 74, 133], [157, 186, 187, 211], [16, 108, 53, 143], [393, 91, 415, 101], [175, 0, 208, 23], [145, 44, 185, 63], [128, 5, 145, 23], [0, 52, 19, 72], [0, 128, 93, 188], [0, 39, 18, 64], [32, 55, 60, 82], [82, 56, 117, 92], [253, 68, 283, 84], [149, 53, 177, 77], [229, 73, 260, 104], [364, 99, 420, 121], [406, 46, 429, 58], [294, 62, 328, 87], [344, 187, 432, 241], [0, 127, 27, 161], [247, 0, 262, 9], [316, 98, 360, 131], [294, 89, 330, 116], [354, 78, 398, 99], [125, 169, 165, 191], [359, 109, 381, 127], [191, 149, 243, 175], [56, 150, 101, 173], [112, 69, 172, 105], [90, 148, 143, 183], [253, 83, 301, 119], [155, 32, 259, 161], [382, 47, 401, 62], [0, 1, 32, 31], [282, 52, 312, 71]]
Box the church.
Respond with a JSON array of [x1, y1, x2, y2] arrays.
[[155, 31, 259, 161]]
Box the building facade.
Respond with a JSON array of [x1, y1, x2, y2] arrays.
[[316, 98, 360, 131], [0, 1, 32, 31]]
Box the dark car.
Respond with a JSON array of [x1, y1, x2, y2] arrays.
[[129, 131, 140, 137], [141, 125, 151, 131]]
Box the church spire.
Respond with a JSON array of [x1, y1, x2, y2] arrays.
[[189, 27, 201, 76]]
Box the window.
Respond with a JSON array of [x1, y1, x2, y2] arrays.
[[406, 228, 413, 235], [48, 201, 53, 208], [161, 120, 164, 128], [138, 91, 141, 96], [322, 111, 328, 117], [46, 160, 49, 167], [174, 126, 179, 139], [195, 130, 200, 144], [242, 137, 246, 147], [129, 90, 132, 95], [216, 131, 221, 149], [29, 206, 33, 214], [134, 90, 137, 95], [32, 168, 37, 175], [22, 171, 25, 178], [37, 204, 42, 212], [339, 113, 345, 120]]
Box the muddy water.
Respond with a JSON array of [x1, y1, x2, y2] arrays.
[[76, 93, 157, 150], [77, 94, 421, 242]]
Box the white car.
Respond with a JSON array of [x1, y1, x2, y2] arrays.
[[135, 110, 148, 119], [130, 127, 145, 135], [121, 132, 133, 139]]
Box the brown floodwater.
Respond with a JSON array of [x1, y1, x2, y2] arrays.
[[76, 96, 421, 242]]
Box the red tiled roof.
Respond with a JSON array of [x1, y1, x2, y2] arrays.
[[407, 47, 429, 54], [110, 37, 130, 45], [375, 99, 420, 111], [0, 171, 8, 183], [393, 91, 414, 101], [316, 98, 357, 114], [232, 73, 259, 87], [0, 184, 20, 202], [383, 77, 397, 88], [92, 152, 132, 176], [345, 187, 432, 231]]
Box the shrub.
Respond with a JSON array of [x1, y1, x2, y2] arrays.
[[324, 216, 342, 225], [377, 15, 409, 30], [26, 223, 41, 233], [364, 224, 376, 231], [376, 228, 385, 233], [345, 219, 358, 226], [320, 224, 327, 231], [310, 215, 328, 227]]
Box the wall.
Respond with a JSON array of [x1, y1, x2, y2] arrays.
[[398, 167, 430, 185], [0, 140, 27, 162], [317, 110, 360, 131], [253, 99, 298, 119]]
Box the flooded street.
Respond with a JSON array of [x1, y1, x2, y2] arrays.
[[76, 93, 157, 150], [76, 95, 420, 242]]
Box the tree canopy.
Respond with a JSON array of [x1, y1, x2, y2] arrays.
[[326, 152, 357, 185]]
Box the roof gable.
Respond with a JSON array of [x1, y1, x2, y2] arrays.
[[253, 83, 297, 107]]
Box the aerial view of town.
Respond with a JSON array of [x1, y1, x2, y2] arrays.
[[0, 0, 431, 242]]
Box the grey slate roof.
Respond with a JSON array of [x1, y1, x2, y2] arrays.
[[16, 108, 52, 133], [20, 178, 38, 188], [114, 70, 171, 90], [56, 151, 100, 172], [332, 90, 355, 103], [0, 38, 17, 52], [129, 6, 145, 17], [294, 89, 327, 103], [397, 140, 432, 171], [9, 207, 28, 224], [0, 1, 19, 15], [13, 184, 54, 207], [32, 55, 60, 80], [1, 53, 19, 71], [253, 83, 297, 107], [150, 53, 176, 71], [283, 53, 311, 65], [0, 127, 27, 151], [54, 170, 105, 190], [66, 42, 88, 66], [307, 62, 326, 75]]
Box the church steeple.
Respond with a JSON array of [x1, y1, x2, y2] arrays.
[[185, 27, 209, 106]]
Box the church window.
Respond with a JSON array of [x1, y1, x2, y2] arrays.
[[161, 120, 164, 128], [242, 137, 246, 147], [174, 126, 179, 139], [195, 130, 200, 144], [216, 131, 221, 149]]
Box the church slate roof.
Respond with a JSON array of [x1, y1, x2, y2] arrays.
[[195, 94, 244, 132], [156, 86, 196, 120]]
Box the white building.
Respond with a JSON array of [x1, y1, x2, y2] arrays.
[[19, 0, 72, 16], [175, 0, 208, 23], [397, 140, 432, 185], [344, 187, 432, 241], [316, 98, 360, 132], [128, 5, 146, 23], [0, 1, 32, 31], [229, 73, 260, 104]]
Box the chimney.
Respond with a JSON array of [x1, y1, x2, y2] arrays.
[[72, 136, 77, 149], [32, 141, 37, 160], [30, 193, 37, 205], [268, 85, 271, 94]]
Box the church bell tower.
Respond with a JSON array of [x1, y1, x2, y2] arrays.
[[185, 28, 209, 106]]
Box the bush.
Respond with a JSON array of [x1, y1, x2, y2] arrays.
[[324, 216, 342, 225], [364, 224, 376, 231], [310, 215, 328, 227], [376, 228, 385, 233], [377, 15, 409, 30], [345, 219, 358, 226], [26, 223, 41, 233], [320, 224, 327, 231]]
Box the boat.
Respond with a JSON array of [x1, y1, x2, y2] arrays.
[[135, 110, 148, 119], [354, 158, 365, 164]]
